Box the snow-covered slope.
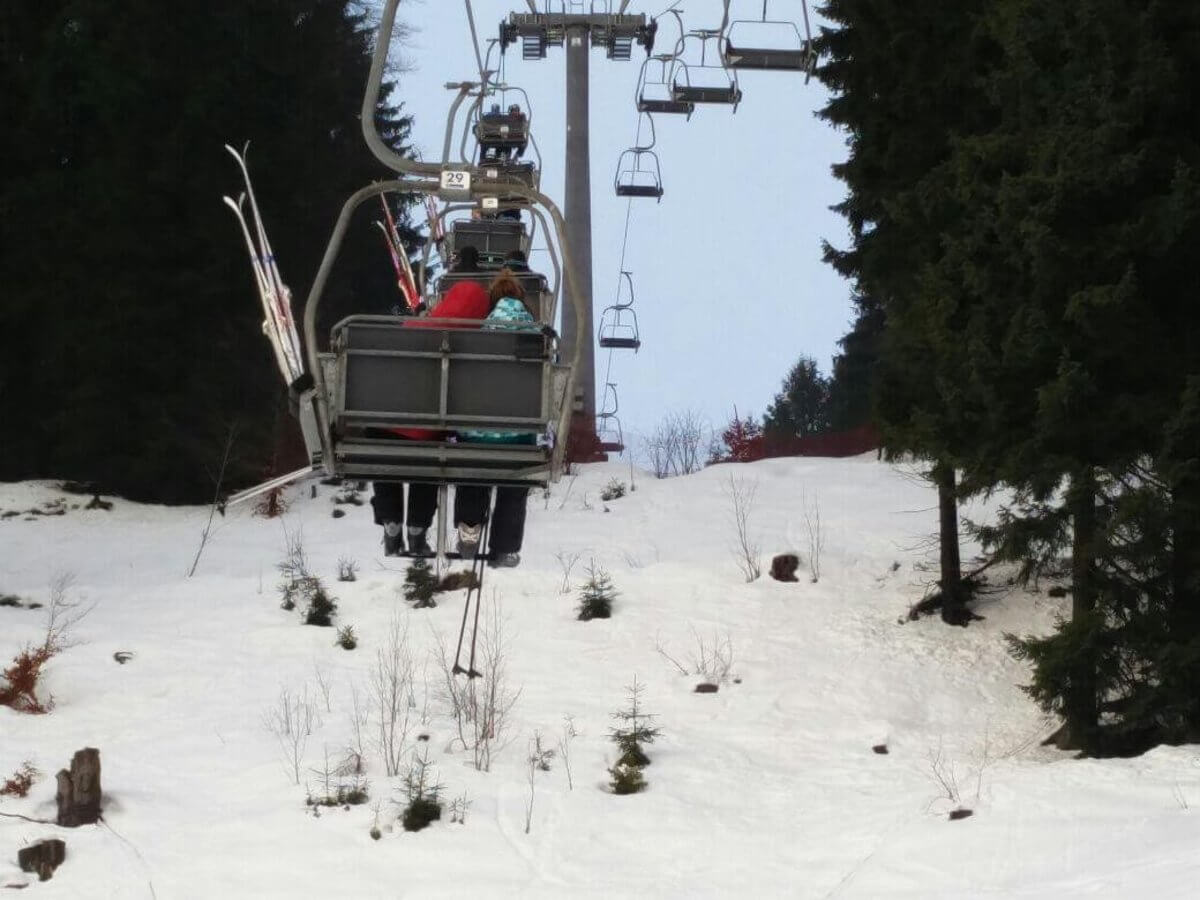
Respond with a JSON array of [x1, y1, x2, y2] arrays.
[[2, 458, 1197, 898]]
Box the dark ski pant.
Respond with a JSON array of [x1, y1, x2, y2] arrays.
[[455, 486, 529, 555], [371, 483, 527, 553], [371, 483, 439, 529]]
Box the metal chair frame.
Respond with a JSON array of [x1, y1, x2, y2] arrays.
[[597, 271, 641, 351], [670, 30, 743, 110], [596, 382, 625, 453], [636, 53, 695, 118], [721, 1, 816, 80]]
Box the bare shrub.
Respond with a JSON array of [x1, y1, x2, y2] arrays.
[[345, 683, 369, 773], [553, 549, 584, 595], [42, 572, 92, 653], [370, 616, 416, 777], [1, 573, 91, 714], [725, 475, 761, 581], [655, 629, 736, 686], [0, 762, 39, 797], [336, 557, 358, 582], [264, 686, 321, 785], [312, 663, 333, 713], [431, 597, 521, 772], [802, 493, 825, 583], [522, 728, 557, 831], [925, 732, 994, 818], [306, 745, 369, 810], [925, 740, 962, 807], [469, 597, 521, 772], [558, 715, 579, 791], [643, 410, 709, 478], [189, 425, 236, 577], [447, 792, 472, 824]]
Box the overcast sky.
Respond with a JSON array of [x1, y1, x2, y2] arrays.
[[387, 0, 853, 439]]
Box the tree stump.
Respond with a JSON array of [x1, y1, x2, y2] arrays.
[[769, 554, 800, 582], [55, 748, 101, 827], [17, 839, 66, 881]]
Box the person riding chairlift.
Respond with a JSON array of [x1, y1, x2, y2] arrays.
[[370, 246, 492, 556], [452, 268, 540, 567]]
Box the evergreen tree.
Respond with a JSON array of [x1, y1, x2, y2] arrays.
[[577, 562, 617, 621], [608, 676, 660, 768], [942, 0, 1200, 753], [762, 356, 830, 441], [816, 0, 995, 623], [0, 0, 421, 503], [402, 558, 438, 609], [825, 297, 881, 432]]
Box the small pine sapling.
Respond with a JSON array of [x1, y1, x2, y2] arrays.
[[577, 561, 617, 620], [369, 798, 384, 840], [403, 559, 438, 609], [447, 792, 471, 825], [304, 582, 338, 627], [400, 749, 444, 832], [336, 625, 358, 650], [608, 676, 661, 769], [608, 761, 647, 795], [600, 479, 627, 502], [336, 557, 358, 582]]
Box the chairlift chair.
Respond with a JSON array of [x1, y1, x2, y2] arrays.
[[596, 382, 625, 454], [614, 148, 664, 200], [475, 104, 529, 162], [597, 271, 641, 351], [636, 54, 695, 117], [447, 217, 529, 266], [722, 1, 817, 78], [671, 31, 743, 109]]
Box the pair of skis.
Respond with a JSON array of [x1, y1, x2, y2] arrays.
[[374, 195, 420, 312], [222, 143, 305, 386]]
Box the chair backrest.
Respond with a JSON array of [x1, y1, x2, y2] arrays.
[[435, 271, 551, 321], [450, 218, 528, 257], [332, 317, 551, 433]]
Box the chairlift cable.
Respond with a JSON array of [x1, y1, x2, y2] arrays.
[[463, 0, 488, 87], [600, 110, 644, 423]]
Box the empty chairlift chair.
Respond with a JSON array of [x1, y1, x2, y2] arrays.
[[722, 0, 817, 79], [614, 148, 664, 200], [596, 382, 625, 455], [598, 271, 642, 351], [636, 54, 695, 118], [671, 30, 743, 109], [614, 113, 665, 201]]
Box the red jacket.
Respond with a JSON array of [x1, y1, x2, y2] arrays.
[[391, 280, 491, 439]]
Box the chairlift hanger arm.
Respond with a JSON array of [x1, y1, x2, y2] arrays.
[[324, 0, 584, 480]]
